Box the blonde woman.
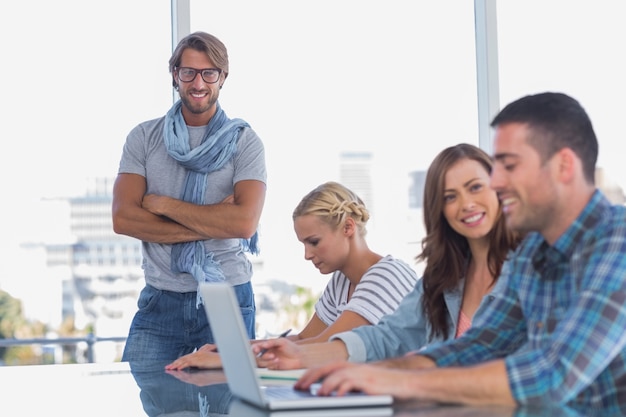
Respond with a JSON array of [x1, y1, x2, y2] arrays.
[[166, 181, 417, 369]]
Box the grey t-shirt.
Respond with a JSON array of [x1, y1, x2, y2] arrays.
[[118, 114, 266, 292]]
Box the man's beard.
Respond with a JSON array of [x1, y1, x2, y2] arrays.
[[180, 91, 218, 115]]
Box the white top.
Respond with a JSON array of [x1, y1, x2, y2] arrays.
[[314, 255, 418, 326]]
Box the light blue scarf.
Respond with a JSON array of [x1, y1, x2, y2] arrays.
[[163, 100, 259, 301]]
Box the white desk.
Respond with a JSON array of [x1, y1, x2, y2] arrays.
[[0, 361, 597, 417]]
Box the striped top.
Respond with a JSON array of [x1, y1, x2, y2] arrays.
[[315, 255, 418, 326]]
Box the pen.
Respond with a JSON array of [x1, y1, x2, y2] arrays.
[[256, 328, 292, 358]]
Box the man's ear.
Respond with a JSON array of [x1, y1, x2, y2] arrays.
[[555, 147, 578, 184]]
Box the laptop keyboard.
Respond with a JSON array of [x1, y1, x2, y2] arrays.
[[263, 385, 317, 399], [261, 383, 366, 399]]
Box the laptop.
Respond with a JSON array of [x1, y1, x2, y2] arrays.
[[228, 397, 394, 417], [198, 282, 394, 412]]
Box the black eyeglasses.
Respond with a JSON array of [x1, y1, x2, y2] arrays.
[[175, 67, 222, 84]]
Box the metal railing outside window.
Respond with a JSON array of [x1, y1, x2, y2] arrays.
[[0, 334, 126, 364]]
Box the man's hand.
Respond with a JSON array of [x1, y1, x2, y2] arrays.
[[295, 362, 421, 400], [142, 194, 176, 217], [295, 358, 515, 406]]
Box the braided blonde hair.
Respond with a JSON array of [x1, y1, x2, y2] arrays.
[[293, 182, 370, 235]]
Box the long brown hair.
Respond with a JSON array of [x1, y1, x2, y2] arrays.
[[417, 143, 520, 340]]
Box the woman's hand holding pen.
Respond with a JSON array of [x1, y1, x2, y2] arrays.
[[256, 328, 292, 358], [253, 335, 306, 370]]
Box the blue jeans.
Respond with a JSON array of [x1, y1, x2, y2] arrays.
[[122, 282, 255, 362]]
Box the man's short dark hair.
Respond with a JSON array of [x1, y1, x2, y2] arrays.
[[491, 92, 598, 184]]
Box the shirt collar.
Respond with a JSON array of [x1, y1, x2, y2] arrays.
[[530, 189, 609, 272]]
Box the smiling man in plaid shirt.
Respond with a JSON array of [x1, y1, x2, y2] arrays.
[[294, 92, 626, 412]]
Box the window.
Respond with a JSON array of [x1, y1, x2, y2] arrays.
[[189, 0, 479, 284]]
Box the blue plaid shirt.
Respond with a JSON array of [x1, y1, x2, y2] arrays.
[[420, 190, 626, 410]]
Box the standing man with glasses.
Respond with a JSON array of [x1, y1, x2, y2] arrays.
[[113, 31, 266, 362]]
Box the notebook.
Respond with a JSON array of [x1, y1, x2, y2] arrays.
[[256, 367, 307, 384], [199, 282, 394, 411]]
